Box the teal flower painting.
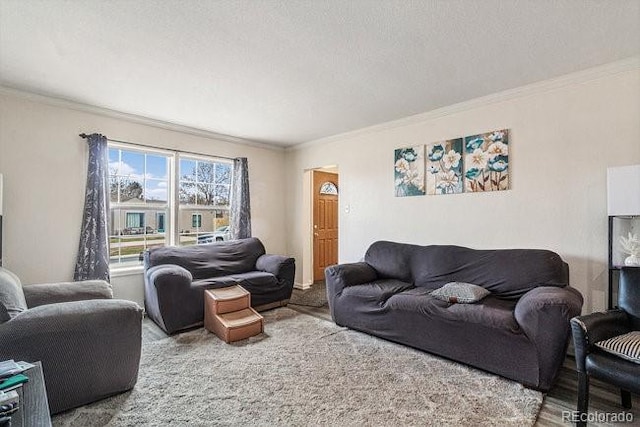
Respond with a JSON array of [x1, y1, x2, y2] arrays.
[[394, 146, 425, 197], [426, 138, 463, 195], [463, 129, 510, 192]]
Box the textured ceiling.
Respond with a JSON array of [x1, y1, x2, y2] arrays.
[[1, 0, 639, 147]]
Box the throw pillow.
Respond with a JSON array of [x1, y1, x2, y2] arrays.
[[0, 268, 27, 322], [430, 282, 490, 304], [595, 331, 640, 365]]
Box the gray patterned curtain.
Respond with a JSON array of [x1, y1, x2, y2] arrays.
[[74, 133, 110, 281], [230, 157, 251, 240]]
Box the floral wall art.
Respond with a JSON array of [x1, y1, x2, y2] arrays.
[[463, 129, 510, 193], [426, 138, 463, 195], [394, 129, 510, 197], [394, 146, 425, 196]]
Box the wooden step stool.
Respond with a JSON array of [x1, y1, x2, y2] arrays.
[[204, 285, 264, 343]]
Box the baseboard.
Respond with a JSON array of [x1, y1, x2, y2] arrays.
[[294, 281, 312, 290]]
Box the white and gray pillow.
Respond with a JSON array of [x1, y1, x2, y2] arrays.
[[595, 331, 640, 365], [430, 282, 490, 304]]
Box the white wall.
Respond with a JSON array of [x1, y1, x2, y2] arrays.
[[2, 61, 638, 312], [285, 64, 640, 313], [0, 91, 287, 305]]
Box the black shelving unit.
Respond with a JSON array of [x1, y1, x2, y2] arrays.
[[608, 215, 640, 309]]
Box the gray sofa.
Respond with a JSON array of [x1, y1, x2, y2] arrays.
[[143, 237, 295, 334], [0, 268, 143, 414], [326, 241, 584, 392]]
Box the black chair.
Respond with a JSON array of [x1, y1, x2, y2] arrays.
[[571, 267, 640, 426]]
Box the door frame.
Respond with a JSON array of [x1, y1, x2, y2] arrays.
[[299, 166, 339, 290]]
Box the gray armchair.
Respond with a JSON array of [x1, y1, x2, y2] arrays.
[[0, 268, 143, 414]]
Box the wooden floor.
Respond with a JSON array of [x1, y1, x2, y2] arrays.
[[537, 360, 639, 426], [143, 299, 639, 426]]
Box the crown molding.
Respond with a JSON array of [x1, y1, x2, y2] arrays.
[[3, 55, 637, 153], [289, 56, 640, 152], [0, 85, 285, 152]]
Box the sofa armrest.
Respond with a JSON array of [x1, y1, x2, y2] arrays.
[[145, 264, 193, 286], [570, 309, 631, 372], [256, 254, 295, 298], [144, 264, 194, 334], [513, 286, 583, 389], [256, 254, 295, 282], [23, 280, 113, 308], [515, 286, 583, 344], [325, 262, 378, 297], [0, 299, 143, 414], [0, 299, 141, 342], [514, 286, 584, 388]]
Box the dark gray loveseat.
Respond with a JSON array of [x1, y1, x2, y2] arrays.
[[326, 241, 583, 391], [144, 237, 295, 334]]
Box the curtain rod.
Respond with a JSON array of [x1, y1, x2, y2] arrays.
[[78, 133, 238, 162]]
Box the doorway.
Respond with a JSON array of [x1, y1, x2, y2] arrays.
[[312, 170, 339, 282]]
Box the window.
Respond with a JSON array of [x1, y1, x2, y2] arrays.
[[192, 213, 202, 228], [319, 182, 338, 195], [126, 212, 144, 228], [108, 144, 232, 267], [178, 157, 232, 246], [156, 213, 165, 233], [109, 146, 170, 266]]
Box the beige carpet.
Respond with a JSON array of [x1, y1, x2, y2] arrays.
[[54, 308, 543, 426]]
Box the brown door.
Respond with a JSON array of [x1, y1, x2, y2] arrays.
[[313, 171, 339, 282]]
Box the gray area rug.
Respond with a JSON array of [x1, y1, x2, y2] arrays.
[[289, 281, 328, 307], [54, 308, 543, 426]]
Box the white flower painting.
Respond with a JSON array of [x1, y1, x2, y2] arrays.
[[426, 138, 464, 195], [463, 129, 510, 192], [393, 129, 510, 197], [394, 146, 425, 196]]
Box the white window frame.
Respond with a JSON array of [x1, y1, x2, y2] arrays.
[[108, 142, 232, 271], [176, 153, 233, 244], [108, 143, 174, 269]]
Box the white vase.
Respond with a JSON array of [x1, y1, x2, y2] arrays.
[[624, 255, 640, 266]]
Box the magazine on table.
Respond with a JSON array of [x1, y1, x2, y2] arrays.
[[0, 360, 35, 379]]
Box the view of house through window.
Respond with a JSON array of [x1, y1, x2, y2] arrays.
[[108, 145, 232, 266], [192, 214, 202, 228], [179, 157, 232, 246]]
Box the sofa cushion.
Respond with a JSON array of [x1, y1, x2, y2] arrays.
[[193, 271, 288, 306], [0, 268, 27, 322], [409, 245, 568, 299], [387, 289, 520, 332], [595, 331, 640, 365], [341, 279, 414, 304], [431, 282, 490, 303], [195, 271, 277, 290], [145, 238, 266, 280], [364, 241, 415, 283]]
